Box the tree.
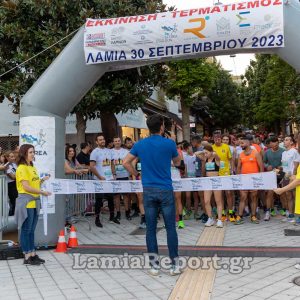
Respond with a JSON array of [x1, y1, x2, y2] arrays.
[[240, 54, 300, 133], [0, 0, 168, 143], [207, 69, 241, 131], [164, 59, 217, 141]]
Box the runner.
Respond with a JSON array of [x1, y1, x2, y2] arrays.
[[90, 134, 119, 228], [263, 136, 284, 221], [111, 137, 131, 221], [212, 133, 235, 222], [235, 135, 264, 225], [280, 136, 299, 223], [201, 144, 224, 228], [183, 142, 199, 220]]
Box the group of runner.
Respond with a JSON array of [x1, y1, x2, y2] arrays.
[[86, 130, 300, 230]]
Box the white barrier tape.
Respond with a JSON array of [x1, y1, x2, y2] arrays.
[[45, 172, 277, 194]]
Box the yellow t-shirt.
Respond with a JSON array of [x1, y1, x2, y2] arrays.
[[16, 164, 40, 208], [212, 143, 232, 176], [295, 165, 300, 215]]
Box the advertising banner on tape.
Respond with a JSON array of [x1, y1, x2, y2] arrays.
[[45, 172, 277, 194], [84, 0, 284, 65]]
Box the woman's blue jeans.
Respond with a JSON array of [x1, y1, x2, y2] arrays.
[[20, 208, 38, 254]]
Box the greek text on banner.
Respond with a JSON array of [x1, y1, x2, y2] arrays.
[[84, 0, 284, 64], [45, 172, 277, 194]]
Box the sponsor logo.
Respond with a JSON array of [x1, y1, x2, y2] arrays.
[[253, 14, 281, 32], [133, 25, 153, 45], [111, 27, 127, 45], [236, 11, 252, 35], [85, 32, 106, 47], [184, 16, 209, 39], [216, 17, 230, 37], [21, 129, 47, 155], [157, 23, 178, 43]]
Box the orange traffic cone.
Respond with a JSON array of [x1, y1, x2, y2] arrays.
[[55, 230, 67, 253], [67, 225, 79, 248]]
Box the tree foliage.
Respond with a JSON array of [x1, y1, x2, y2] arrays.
[[0, 0, 167, 115], [207, 69, 241, 130], [240, 54, 300, 132]]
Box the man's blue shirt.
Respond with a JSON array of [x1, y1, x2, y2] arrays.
[[130, 135, 178, 190]]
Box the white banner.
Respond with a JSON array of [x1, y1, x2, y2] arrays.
[[45, 172, 276, 194], [84, 0, 284, 65], [20, 117, 55, 214]]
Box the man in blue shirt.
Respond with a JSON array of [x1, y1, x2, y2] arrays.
[[123, 114, 181, 276]]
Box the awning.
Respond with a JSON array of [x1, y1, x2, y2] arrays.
[[115, 108, 147, 129], [166, 111, 183, 127]]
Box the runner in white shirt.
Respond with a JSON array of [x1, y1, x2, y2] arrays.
[[183, 142, 198, 220], [281, 136, 300, 222], [111, 137, 132, 221], [90, 134, 119, 228]]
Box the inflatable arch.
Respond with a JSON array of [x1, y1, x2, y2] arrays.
[[19, 0, 300, 246]]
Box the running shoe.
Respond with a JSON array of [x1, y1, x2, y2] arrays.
[[170, 265, 182, 276], [264, 211, 270, 221], [216, 219, 224, 228], [139, 222, 146, 229], [229, 214, 236, 222], [183, 210, 192, 220], [194, 212, 201, 220], [178, 220, 185, 229], [279, 209, 286, 216], [205, 217, 215, 227], [221, 214, 227, 222], [270, 209, 276, 217], [288, 218, 296, 224], [201, 214, 209, 223], [251, 216, 259, 224], [234, 216, 244, 225], [109, 217, 120, 224], [148, 266, 160, 276]]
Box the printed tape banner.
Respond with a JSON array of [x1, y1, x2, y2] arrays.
[[20, 117, 55, 214], [45, 172, 277, 194], [84, 0, 284, 64]]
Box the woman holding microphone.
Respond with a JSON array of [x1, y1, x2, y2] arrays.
[[15, 144, 51, 265]]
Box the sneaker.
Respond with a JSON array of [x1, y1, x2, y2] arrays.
[[183, 210, 192, 220], [201, 214, 209, 223], [216, 219, 223, 228], [229, 214, 236, 222], [288, 218, 296, 224], [279, 209, 286, 216], [234, 216, 244, 225], [221, 215, 227, 222], [170, 265, 182, 276], [194, 212, 200, 220], [198, 213, 205, 220], [32, 255, 45, 264], [148, 266, 160, 276], [264, 211, 270, 221], [139, 222, 146, 229], [205, 217, 215, 227], [95, 218, 103, 228], [251, 216, 259, 224], [270, 209, 276, 217], [178, 220, 185, 229], [109, 217, 120, 224], [24, 256, 41, 266]]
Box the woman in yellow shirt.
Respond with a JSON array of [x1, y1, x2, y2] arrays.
[[15, 144, 51, 265]]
